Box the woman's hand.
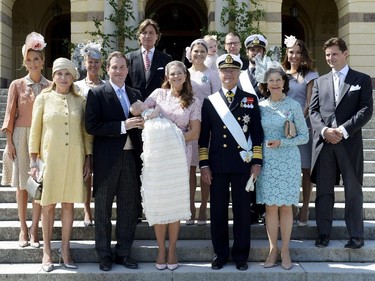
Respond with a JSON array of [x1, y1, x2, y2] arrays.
[[83, 156, 92, 182], [266, 139, 280, 148], [7, 143, 16, 160], [29, 167, 38, 180]]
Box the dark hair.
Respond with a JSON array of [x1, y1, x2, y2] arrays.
[[106, 51, 128, 69], [258, 67, 290, 98], [323, 37, 348, 52], [281, 39, 314, 77], [137, 19, 161, 46], [225, 31, 241, 42], [161, 61, 194, 109]]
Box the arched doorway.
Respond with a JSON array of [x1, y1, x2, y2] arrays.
[[145, 0, 208, 62]]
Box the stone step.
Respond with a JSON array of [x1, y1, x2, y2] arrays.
[[1, 201, 375, 221], [0, 262, 374, 281], [2, 186, 375, 204], [0, 239, 375, 264], [1, 220, 374, 241]]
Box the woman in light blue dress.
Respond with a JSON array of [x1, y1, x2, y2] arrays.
[[256, 67, 308, 270], [282, 36, 319, 226]]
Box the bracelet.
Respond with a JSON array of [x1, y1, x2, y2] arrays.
[[30, 160, 38, 168]]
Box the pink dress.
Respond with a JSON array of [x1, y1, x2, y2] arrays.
[[189, 68, 221, 166], [144, 88, 202, 165], [141, 89, 201, 225]]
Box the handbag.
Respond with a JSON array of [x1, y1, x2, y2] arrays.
[[284, 119, 296, 138], [26, 176, 43, 200]]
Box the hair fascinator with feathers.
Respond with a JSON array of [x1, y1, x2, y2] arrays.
[[254, 45, 283, 83], [79, 40, 103, 59], [284, 35, 297, 48], [22, 32, 47, 58]]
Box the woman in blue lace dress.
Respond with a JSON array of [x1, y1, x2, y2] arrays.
[[256, 67, 308, 270]]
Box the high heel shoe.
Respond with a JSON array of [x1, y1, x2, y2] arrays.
[[18, 230, 29, 248], [167, 263, 178, 271], [155, 263, 167, 270], [28, 227, 40, 248], [41, 263, 54, 272], [263, 251, 278, 268], [58, 249, 77, 269], [281, 252, 293, 270], [84, 220, 94, 227]]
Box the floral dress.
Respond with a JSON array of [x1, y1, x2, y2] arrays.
[[256, 96, 309, 206]]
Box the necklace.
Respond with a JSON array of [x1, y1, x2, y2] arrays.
[[268, 93, 285, 110]]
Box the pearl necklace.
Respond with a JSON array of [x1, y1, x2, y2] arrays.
[[268, 93, 285, 110]]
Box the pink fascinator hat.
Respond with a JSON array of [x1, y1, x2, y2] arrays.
[[22, 32, 47, 58]]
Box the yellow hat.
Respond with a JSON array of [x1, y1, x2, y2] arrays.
[[52, 58, 79, 80]]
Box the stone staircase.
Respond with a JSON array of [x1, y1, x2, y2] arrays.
[[0, 88, 375, 280]]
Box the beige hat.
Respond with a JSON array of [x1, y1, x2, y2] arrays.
[[52, 57, 79, 80]]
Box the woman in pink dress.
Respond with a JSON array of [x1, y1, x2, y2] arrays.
[[143, 60, 201, 271], [185, 39, 221, 225], [2, 32, 50, 248]]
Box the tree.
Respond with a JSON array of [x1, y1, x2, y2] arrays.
[[203, 0, 265, 55], [87, 0, 138, 61]]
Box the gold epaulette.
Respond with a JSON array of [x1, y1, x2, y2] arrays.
[[199, 147, 209, 161], [253, 145, 262, 160]]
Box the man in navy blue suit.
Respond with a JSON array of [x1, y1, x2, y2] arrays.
[[199, 54, 263, 271]]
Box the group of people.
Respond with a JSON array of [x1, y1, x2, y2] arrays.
[[2, 17, 372, 273]]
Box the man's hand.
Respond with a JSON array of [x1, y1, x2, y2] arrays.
[[201, 167, 212, 186], [125, 117, 144, 130], [250, 164, 262, 180], [324, 128, 343, 144]]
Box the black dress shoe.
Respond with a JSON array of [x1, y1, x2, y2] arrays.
[[235, 261, 248, 271], [211, 258, 225, 270], [99, 257, 112, 271], [315, 234, 330, 248], [345, 237, 364, 249], [115, 255, 139, 269]]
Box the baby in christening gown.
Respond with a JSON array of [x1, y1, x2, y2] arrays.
[[130, 101, 190, 226]]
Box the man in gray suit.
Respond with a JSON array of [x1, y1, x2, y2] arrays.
[[310, 37, 373, 249]]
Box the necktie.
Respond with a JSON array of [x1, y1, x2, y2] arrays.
[[334, 72, 341, 101], [144, 50, 151, 71], [226, 90, 235, 104], [117, 88, 129, 118]]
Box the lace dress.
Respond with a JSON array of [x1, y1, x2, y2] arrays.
[[256, 96, 309, 206], [141, 89, 201, 225]]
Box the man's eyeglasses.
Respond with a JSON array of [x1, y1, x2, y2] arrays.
[[225, 42, 240, 46]]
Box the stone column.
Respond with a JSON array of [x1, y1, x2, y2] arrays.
[[104, 0, 117, 50]]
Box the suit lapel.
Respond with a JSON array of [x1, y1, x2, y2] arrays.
[[337, 68, 353, 106], [105, 83, 126, 118], [135, 49, 147, 84], [146, 50, 160, 87]]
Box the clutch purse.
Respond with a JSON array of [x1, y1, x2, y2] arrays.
[[284, 119, 296, 138], [26, 176, 42, 200]]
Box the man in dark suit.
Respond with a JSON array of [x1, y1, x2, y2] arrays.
[[310, 37, 373, 249], [85, 51, 144, 271], [199, 54, 263, 271], [126, 19, 172, 99], [224, 32, 249, 70], [125, 19, 172, 222]]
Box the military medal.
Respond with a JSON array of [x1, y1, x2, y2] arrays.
[[242, 114, 250, 133]]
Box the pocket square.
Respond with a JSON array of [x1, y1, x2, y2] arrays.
[[349, 85, 361, 91], [157, 67, 164, 70]]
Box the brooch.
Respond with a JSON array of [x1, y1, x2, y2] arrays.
[[201, 75, 209, 83], [240, 97, 254, 108], [242, 114, 251, 133]]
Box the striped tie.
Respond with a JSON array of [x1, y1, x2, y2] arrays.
[[144, 50, 151, 71]]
